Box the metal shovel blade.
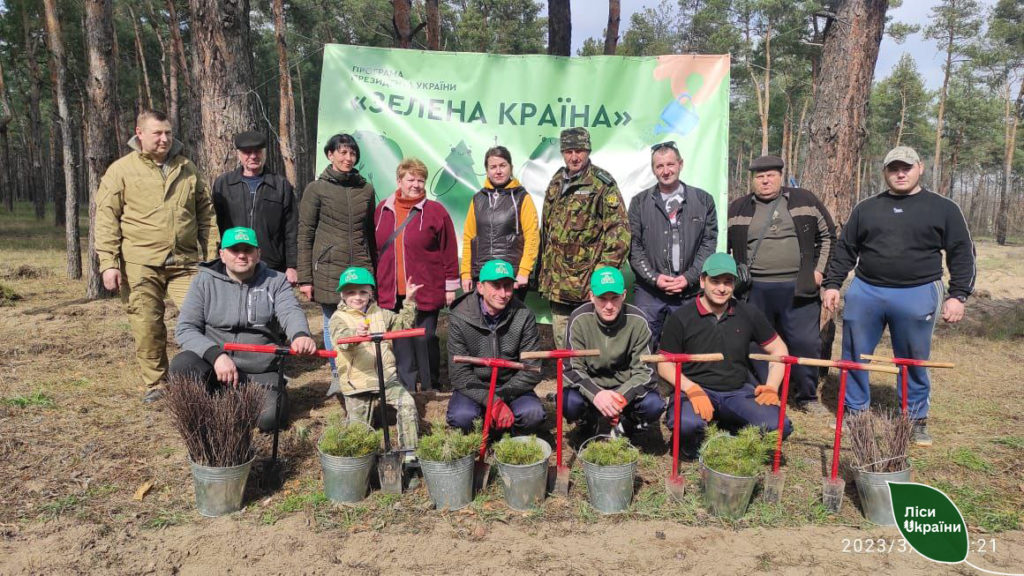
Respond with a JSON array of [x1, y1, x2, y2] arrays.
[[473, 458, 492, 493], [763, 471, 785, 504], [378, 452, 403, 494], [822, 477, 845, 513], [666, 475, 686, 501], [552, 464, 571, 497]]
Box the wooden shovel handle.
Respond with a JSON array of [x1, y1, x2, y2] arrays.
[[751, 354, 900, 374], [859, 354, 956, 368], [520, 349, 600, 359], [452, 355, 540, 372], [640, 353, 724, 363]]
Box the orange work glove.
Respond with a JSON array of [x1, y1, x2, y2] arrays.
[[684, 384, 714, 421], [754, 385, 781, 406], [491, 398, 515, 429]]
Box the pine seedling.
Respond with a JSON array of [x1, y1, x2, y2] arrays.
[[700, 425, 778, 477], [581, 436, 639, 466], [494, 436, 545, 465], [416, 420, 483, 462], [319, 418, 383, 458]]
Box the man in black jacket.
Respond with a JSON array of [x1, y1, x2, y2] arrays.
[[446, 260, 544, 433], [628, 141, 717, 351], [824, 146, 975, 446], [213, 131, 298, 284], [727, 155, 836, 413]]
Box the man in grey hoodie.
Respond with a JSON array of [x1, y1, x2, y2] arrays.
[[171, 227, 317, 432]]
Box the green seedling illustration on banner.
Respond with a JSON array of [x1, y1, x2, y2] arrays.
[[430, 140, 480, 228], [352, 130, 403, 202]]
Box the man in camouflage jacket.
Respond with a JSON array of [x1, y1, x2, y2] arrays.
[[538, 127, 630, 348]]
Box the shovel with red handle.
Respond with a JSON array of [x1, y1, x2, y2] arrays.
[[452, 355, 542, 491], [640, 352, 725, 501], [519, 349, 600, 497], [755, 355, 899, 512], [336, 327, 427, 494], [859, 354, 955, 414], [223, 341, 340, 468], [747, 354, 799, 503]]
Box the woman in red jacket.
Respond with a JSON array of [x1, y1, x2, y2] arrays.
[[374, 158, 459, 392]]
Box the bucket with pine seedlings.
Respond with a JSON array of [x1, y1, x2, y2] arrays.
[[416, 424, 482, 510], [165, 375, 266, 517], [318, 418, 383, 503], [579, 435, 640, 514], [493, 435, 551, 510], [847, 410, 913, 525], [699, 425, 777, 520]]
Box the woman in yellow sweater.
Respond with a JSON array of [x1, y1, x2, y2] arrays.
[[460, 146, 540, 301]]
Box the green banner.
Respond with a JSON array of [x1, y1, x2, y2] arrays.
[[316, 45, 731, 247]]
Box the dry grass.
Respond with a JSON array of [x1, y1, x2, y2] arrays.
[[0, 204, 1021, 538]]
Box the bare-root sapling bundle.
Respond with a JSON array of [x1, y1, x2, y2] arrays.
[[847, 409, 912, 473], [165, 374, 266, 467]]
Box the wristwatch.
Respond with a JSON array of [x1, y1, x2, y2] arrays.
[[948, 295, 967, 303]]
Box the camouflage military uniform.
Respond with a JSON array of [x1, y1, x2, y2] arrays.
[[539, 162, 630, 346]]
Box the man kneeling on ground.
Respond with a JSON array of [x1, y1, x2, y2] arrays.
[[563, 267, 665, 438], [658, 253, 793, 458], [446, 259, 544, 433], [171, 227, 317, 432]]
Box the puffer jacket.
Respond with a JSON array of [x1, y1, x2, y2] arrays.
[[96, 136, 218, 271], [446, 292, 541, 404], [175, 260, 312, 374], [327, 300, 415, 395], [297, 167, 377, 304]]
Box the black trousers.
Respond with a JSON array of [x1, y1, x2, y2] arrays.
[[168, 350, 288, 432], [390, 296, 440, 392]]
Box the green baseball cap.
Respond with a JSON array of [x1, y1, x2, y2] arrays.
[[590, 267, 624, 296], [221, 227, 259, 249], [701, 253, 738, 278], [479, 259, 515, 283], [336, 266, 376, 290]]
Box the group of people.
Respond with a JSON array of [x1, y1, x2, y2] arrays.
[[95, 109, 974, 459]]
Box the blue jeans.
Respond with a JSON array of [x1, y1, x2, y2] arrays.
[[446, 390, 545, 433], [747, 280, 822, 403], [841, 277, 943, 419], [320, 303, 337, 374], [632, 281, 692, 352], [666, 384, 793, 459], [562, 387, 665, 428]]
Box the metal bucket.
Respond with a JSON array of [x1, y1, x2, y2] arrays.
[[420, 454, 475, 511], [699, 434, 758, 519], [319, 449, 376, 503], [580, 435, 637, 515], [189, 456, 254, 517], [855, 465, 912, 525], [496, 437, 552, 511]]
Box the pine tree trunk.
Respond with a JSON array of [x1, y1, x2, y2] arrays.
[[24, 6, 47, 221], [393, 0, 413, 48], [294, 58, 310, 191], [426, 0, 441, 50], [932, 28, 953, 192], [802, 0, 888, 366], [0, 58, 12, 213], [996, 78, 1022, 246], [84, 0, 119, 298], [604, 0, 620, 55], [189, 0, 258, 183], [146, 0, 174, 119], [128, 5, 154, 111], [169, 0, 203, 169], [548, 0, 571, 56], [43, 0, 82, 277], [50, 117, 66, 228], [272, 0, 298, 187]]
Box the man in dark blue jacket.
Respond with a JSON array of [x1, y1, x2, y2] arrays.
[[628, 141, 717, 351], [213, 131, 298, 284]]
